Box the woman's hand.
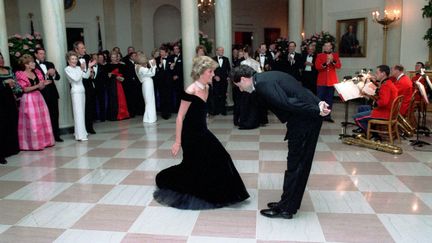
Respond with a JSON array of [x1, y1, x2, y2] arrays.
[[171, 142, 181, 157], [38, 81, 46, 90], [117, 76, 125, 82]]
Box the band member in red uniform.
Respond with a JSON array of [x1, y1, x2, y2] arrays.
[[315, 41, 342, 122], [354, 65, 399, 135], [411, 62, 427, 102], [391, 64, 412, 116]]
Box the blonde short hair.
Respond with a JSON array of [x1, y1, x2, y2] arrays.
[[190, 56, 218, 80], [135, 52, 149, 66], [18, 54, 34, 70]]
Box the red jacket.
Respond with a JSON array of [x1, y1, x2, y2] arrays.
[[371, 79, 399, 119], [393, 74, 413, 116], [315, 52, 342, 86]]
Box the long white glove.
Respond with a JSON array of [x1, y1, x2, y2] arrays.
[[319, 101, 331, 117]]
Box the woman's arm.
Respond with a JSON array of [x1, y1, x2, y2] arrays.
[[171, 99, 192, 156], [65, 67, 82, 83]]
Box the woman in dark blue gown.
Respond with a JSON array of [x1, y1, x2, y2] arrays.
[[154, 56, 249, 209]]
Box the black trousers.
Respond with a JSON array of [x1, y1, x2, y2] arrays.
[[278, 117, 322, 213], [122, 80, 138, 117], [158, 77, 173, 118], [83, 79, 96, 132], [302, 71, 317, 95], [209, 80, 227, 115], [44, 98, 60, 139]]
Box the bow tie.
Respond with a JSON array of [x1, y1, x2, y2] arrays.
[[260, 54, 265, 56]]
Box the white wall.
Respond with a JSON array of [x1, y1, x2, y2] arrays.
[[114, 0, 132, 54], [153, 4, 181, 48], [399, 0, 430, 69]]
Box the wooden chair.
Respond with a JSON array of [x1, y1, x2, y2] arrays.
[[405, 90, 418, 128], [367, 95, 404, 144]]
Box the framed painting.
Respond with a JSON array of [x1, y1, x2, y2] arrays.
[[336, 18, 367, 57]]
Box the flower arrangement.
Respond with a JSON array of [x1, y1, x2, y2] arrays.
[[167, 31, 214, 55], [8, 32, 44, 70], [300, 31, 336, 54]]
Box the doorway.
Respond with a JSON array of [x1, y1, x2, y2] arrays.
[[234, 31, 253, 48], [66, 27, 84, 51]]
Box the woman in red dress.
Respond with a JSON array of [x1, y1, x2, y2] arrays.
[[106, 52, 129, 120]]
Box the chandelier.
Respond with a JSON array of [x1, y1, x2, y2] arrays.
[[198, 0, 215, 23]]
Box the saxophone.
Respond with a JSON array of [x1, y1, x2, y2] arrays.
[[398, 114, 415, 138], [342, 134, 403, 154]]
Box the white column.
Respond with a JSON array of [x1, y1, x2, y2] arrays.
[[289, 0, 303, 50], [215, 0, 233, 106], [181, 0, 199, 86], [40, 0, 73, 129], [0, 0, 10, 66]]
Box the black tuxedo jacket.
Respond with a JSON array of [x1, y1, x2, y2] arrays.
[[283, 52, 303, 81], [213, 56, 231, 81], [253, 71, 320, 124], [170, 54, 183, 80], [254, 53, 273, 71], [35, 60, 60, 99], [92, 64, 109, 89], [122, 58, 138, 85]]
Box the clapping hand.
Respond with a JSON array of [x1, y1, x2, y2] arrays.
[[319, 101, 331, 117]]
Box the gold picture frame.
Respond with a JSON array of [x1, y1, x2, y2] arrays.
[[337, 18, 367, 57], [64, 0, 77, 12]]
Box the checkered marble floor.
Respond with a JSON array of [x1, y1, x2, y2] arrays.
[[1, 102, 432, 243]]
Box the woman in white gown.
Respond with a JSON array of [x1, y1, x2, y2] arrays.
[[64, 51, 96, 141], [135, 53, 157, 123]]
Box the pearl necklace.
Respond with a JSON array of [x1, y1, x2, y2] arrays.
[[195, 81, 206, 90]]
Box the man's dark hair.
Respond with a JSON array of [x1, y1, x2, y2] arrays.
[[416, 61, 425, 68], [288, 41, 297, 47], [35, 47, 45, 54], [393, 64, 404, 72], [230, 65, 256, 83], [73, 40, 84, 51], [377, 64, 390, 76]]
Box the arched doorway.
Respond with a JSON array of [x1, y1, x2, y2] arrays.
[[153, 5, 181, 47]]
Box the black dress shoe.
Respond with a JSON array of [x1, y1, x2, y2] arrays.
[[88, 130, 96, 134], [0, 158, 7, 165], [260, 208, 293, 219], [352, 127, 363, 133], [267, 202, 279, 208], [55, 137, 64, 142]]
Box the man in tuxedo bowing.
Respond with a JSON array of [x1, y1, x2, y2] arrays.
[[210, 47, 231, 115], [34, 47, 63, 142], [155, 46, 173, 119], [231, 65, 330, 219], [73, 41, 96, 134]]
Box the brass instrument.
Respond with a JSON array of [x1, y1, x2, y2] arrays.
[[342, 134, 403, 154], [398, 114, 415, 137]]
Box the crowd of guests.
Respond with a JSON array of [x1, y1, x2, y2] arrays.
[[0, 41, 185, 164], [230, 40, 341, 129]]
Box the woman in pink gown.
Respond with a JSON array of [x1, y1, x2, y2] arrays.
[[15, 54, 54, 150]]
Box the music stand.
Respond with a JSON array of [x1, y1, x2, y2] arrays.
[[338, 76, 357, 139], [410, 81, 430, 147]]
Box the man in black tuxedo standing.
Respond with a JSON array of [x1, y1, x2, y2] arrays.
[[170, 44, 183, 111], [91, 52, 109, 122], [122, 51, 140, 117], [34, 47, 62, 142], [231, 66, 330, 219], [301, 44, 318, 95], [155, 46, 173, 119], [255, 43, 273, 72], [284, 41, 303, 81], [73, 41, 96, 134], [210, 47, 231, 116]]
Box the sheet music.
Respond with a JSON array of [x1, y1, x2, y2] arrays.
[[415, 81, 430, 104], [334, 80, 361, 101]]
